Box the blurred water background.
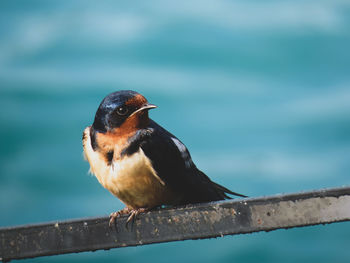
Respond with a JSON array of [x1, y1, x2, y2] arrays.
[[1, 1, 350, 262]]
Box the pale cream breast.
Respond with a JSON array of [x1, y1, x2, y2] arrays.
[[83, 126, 176, 209], [108, 148, 169, 209], [83, 127, 116, 187]]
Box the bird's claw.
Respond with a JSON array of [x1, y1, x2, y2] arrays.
[[125, 208, 147, 227], [109, 207, 148, 229], [109, 207, 132, 227]]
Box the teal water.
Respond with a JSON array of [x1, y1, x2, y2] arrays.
[[1, 1, 350, 262]]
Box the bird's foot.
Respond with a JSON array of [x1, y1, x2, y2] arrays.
[[109, 207, 148, 228], [126, 208, 148, 224], [109, 207, 132, 227]]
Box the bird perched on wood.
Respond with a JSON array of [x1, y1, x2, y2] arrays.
[[82, 90, 246, 225]]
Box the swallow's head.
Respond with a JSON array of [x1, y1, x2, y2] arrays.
[[92, 90, 157, 133]]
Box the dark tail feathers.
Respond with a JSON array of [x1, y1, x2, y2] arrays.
[[212, 181, 247, 199]]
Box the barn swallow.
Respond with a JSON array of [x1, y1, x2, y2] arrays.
[[82, 90, 246, 225]]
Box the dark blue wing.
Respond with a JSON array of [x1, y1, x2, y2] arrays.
[[122, 120, 245, 204]]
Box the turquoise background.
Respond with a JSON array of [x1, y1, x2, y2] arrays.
[[1, 1, 350, 262]]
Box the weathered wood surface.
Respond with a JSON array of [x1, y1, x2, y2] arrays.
[[1, 186, 350, 262]]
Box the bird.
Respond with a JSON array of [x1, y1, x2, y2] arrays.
[[82, 90, 246, 225]]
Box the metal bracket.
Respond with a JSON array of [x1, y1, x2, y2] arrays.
[[1, 186, 349, 261]]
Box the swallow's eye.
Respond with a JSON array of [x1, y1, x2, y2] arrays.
[[116, 106, 128, 116]]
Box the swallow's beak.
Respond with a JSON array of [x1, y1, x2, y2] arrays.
[[129, 103, 157, 117], [140, 103, 157, 111]]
